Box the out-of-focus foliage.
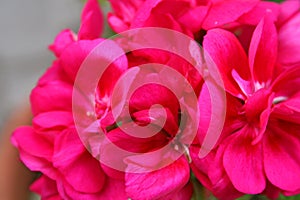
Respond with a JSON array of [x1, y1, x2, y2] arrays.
[[268, 0, 284, 2], [278, 195, 300, 200]]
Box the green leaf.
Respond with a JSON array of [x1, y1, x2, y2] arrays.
[[278, 194, 300, 200], [267, 0, 284, 3]]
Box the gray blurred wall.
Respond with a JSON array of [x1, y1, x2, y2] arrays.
[[0, 0, 83, 127]]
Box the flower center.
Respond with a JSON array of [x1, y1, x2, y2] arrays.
[[243, 88, 275, 144], [244, 88, 272, 126]]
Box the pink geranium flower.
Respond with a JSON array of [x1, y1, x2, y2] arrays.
[[191, 13, 300, 199], [108, 0, 279, 38], [12, 1, 129, 199], [12, 0, 197, 199], [12, 0, 300, 199]]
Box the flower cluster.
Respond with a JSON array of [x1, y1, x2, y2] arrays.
[[12, 0, 300, 199]]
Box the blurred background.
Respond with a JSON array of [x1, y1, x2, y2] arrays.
[[0, 0, 83, 127], [0, 1, 83, 199]]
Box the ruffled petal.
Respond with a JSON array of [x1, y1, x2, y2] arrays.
[[223, 128, 266, 194], [32, 111, 73, 131], [11, 127, 56, 179], [264, 124, 300, 192], [238, 1, 279, 25], [271, 66, 300, 98], [53, 128, 86, 169], [278, 13, 300, 66], [12, 126, 53, 160], [272, 91, 300, 125], [277, 0, 300, 26], [249, 16, 277, 85], [30, 81, 73, 116], [49, 29, 76, 57], [30, 175, 60, 200], [53, 127, 105, 193], [37, 61, 71, 86], [202, 0, 259, 30], [98, 178, 127, 199], [108, 0, 144, 32], [203, 28, 251, 97], [178, 5, 209, 33], [190, 146, 243, 200], [59, 39, 103, 82], [106, 123, 169, 153], [125, 156, 190, 200], [78, 0, 104, 40], [159, 182, 193, 200]]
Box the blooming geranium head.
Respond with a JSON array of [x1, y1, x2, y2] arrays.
[[11, 1, 131, 199], [71, 26, 216, 199], [108, 0, 280, 42], [11, 0, 300, 199], [12, 0, 208, 199], [191, 10, 300, 199]]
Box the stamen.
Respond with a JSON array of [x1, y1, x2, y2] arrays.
[[183, 144, 192, 163], [273, 96, 288, 104], [86, 111, 95, 117]]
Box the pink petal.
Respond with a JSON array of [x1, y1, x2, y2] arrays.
[[60, 39, 127, 90], [32, 111, 73, 131], [238, 1, 280, 25], [37, 61, 71, 86], [203, 28, 251, 97], [160, 182, 193, 200], [129, 83, 179, 118], [277, 0, 300, 26], [53, 128, 86, 169], [53, 128, 105, 193], [271, 90, 300, 125], [12, 126, 53, 160], [190, 146, 243, 199], [132, 107, 178, 137], [107, 14, 129, 33], [30, 81, 73, 116], [106, 123, 169, 153], [96, 54, 128, 97], [209, 145, 244, 199], [248, 16, 277, 84], [59, 39, 103, 82], [100, 163, 125, 180], [61, 153, 105, 193], [98, 178, 127, 199], [271, 66, 300, 98], [244, 88, 272, 126], [143, 12, 187, 34], [190, 146, 214, 190], [278, 13, 300, 66], [281, 92, 300, 113], [130, 0, 162, 29], [223, 127, 266, 194], [283, 188, 300, 197], [48, 29, 76, 57], [78, 0, 104, 40], [197, 79, 228, 155], [271, 103, 300, 125], [61, 178, 127, 200], [125, 156, 190, 200], [108, 0, 144, 32], [11, 127, 57, 179], [222, 94, 247, 138], [30, 175, 60, 200], [202, 0, 259, 30], [197, 83, 212, 145], [178, 6, 209, 33], [264, 124, 300, 191]]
